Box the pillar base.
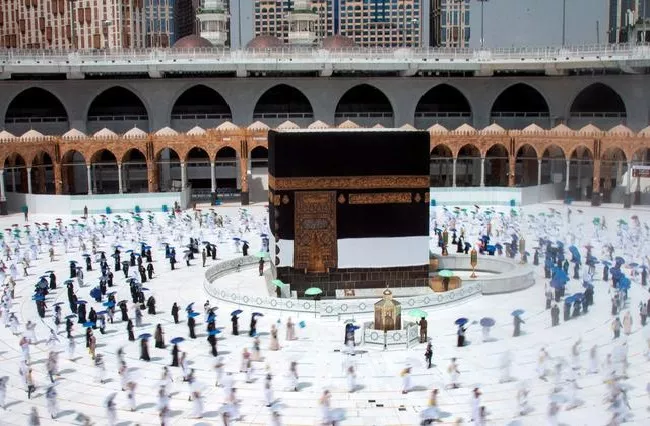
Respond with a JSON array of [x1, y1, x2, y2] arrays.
[[240, 191, 249, 206], [564, 190, 571, 204], [211, 192, 217, 205], [0, 200, 6, 216], [623, 193, 632, 209], [591, 193, 602, 207]]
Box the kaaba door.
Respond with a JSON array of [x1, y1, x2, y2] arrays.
[[294, 191, 337, 273]]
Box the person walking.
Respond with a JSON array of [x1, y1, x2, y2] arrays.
[[424, 342, 433, 369]]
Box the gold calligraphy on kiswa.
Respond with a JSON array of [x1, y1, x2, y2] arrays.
[[348, 192, 413, 205]]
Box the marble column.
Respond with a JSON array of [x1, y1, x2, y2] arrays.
[[537, 159, 542, 185], [591, 159, 601, 206], [210, 161, 216, 204], [180, 162, 187, 189], [480, 157, 485, 187], [624, 161, 632, 208], [452, 158, 457, 187], [564, 160, 571, 196], [86, 165, 92, 195], [26, 167, 32, 194], [117, 164, 123, 194], [0, 169, 6, 215]]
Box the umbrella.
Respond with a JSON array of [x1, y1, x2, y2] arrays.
[[304, 287, 323, 296], [254, 252, 268, 258], [408, 309, 428, 318], [53, 302, 64, 306], [271, 279, 285, 288], [572, 293, 584, 302], [32, 295, 45, 301], [455, 318, 468, 326], [170, 337, 184, 344], [480, 317, 495, 327], [76, 300, 87, 304], [628, 262, 639, 268], [188, 312, 200, 318], [208, 329, 221, 336], [231, 309, 243, 316], [438, 270, 454, 278], [252, 312, 264, 317], [511, 309, 524, 317], [96, 310, 107, 316], [298, 321, 306, 328], [65, 314, 76, 319], [602, 260, 612, 267], [83, 321, 95, 328], [582, 282, 594, 289], [44, 270, 54, 274], [138, 333, 152, 340], [615, 256, 625, 264], [185, 303, 194, 312]]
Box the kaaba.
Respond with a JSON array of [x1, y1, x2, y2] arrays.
[[268, 129, 430, 297]]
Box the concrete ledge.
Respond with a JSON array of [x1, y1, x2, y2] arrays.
[[434, 254, 536, 294]]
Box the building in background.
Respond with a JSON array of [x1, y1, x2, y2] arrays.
[[608, 0, 650, 42], [0, 0, 148, 49], [146, 0, 176, 47], [229, 0, 255, 48], [197, 0, 229, 46], [428, 0, 442, 47], [252, 0, 427, 48], [174, 0, 200, 40], [465, 0, 607, 49], [440, 0, 470, 48]]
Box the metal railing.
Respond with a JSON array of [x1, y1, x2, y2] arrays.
[[1, 43, 648, 65]]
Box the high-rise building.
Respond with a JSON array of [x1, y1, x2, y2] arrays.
[[253, 0, 425, 48], [0, 0, 148, 49], [145, 0, 176, 47], [174, 0, 200, 40], [429, 0, 442, 47], [609, 0, 650, 42], [439, 0, 470, 48], [197, 0, 229, 46]]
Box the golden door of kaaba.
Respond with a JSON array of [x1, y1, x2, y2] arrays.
[[294, 191, 337, 273]]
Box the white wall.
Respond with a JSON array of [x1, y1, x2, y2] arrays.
[[337, 237, 429, 268], [431, 185, 564, 207]]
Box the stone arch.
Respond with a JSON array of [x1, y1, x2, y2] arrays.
[[122, 148, 148, 193], [185, 147, 211, 198], [569, 145, 595, 201], [215, 146, 238, 191], [89, 149, 119, 194], [3, 153, 28, 193], [515, 144, 539, 186], [30, 151, 55, 194], [250, 146, 269, 203], [540, 144, 567, 185], [4, 87, 70, 136], [253, 84, 314, 128], [485, 143, 509, 187], [335, 84, 395, 127], [415, 84, 472, 129], [568, 83, 627, 130], [60, 150, 87, 194], [155, 147, 181, 192], [455, 144, 481, 187], [430, 144, 453, 187], [170, 84, 233, 131], [490, 83, 550, 129], [600, 147, 628, 202], [86, 86, 150, 134]]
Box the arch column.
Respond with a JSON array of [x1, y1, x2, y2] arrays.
[[0, 169, 6, 215], [592, 159, 601, 206], [564, 159, 570, 199], [239, 153, 250, 205], [147, 161, 157, 193], [180, 162, 187, 189], [452, 158, 457, 187], [86, 164, 92, 195], [479, 157, 485, 187], [54, 163, 63, 195], [117, 163, 123, 194], [11, 169, 16, 192], [26, 167, 32, 194], [624, 160, 632, 208], [210, 161, 217, 204], [508, 155, 515, 187]]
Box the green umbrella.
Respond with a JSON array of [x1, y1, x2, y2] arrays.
[[304, 287, 322, 296], [438, 269, 454, 278], [254, 252, 268, 259], [618, 219, 628, 226], [272, 279, 285, 288], [408, 309, 428, 318], [592, 217, 600, 225]]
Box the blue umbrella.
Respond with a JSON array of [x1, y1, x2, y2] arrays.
[[185, 303, 194, 312], [582, 282, 594, 289], [141, 288, 149, 291], [602, 260, 612, 267], [32, 294, 45, 301], [231, 309, 243, 316], [480, 317, 495, 327], [188, 312, 200, 318], [615, 256, 625, 265], [208, 329, 221, 336], [494, 243, 503, 250], [572, 293, 584, 301], [76, 300, 87, 304], [565, 295, 576, 304], [82, 254, 90, 257], [628, 262, 639, 268], [455, 318, 468, 326], [138, 333, 152, 340], [298, 321, 306, 328], [511, 309, 524, 317], [619, 277, 631, 290], [171, 337, 184, 344], [102, 302, 115, 308], [44, 270, 54, 273], [252, 312, 264, 317], [96, 310, 107, 315], [83, 321, 95, 328], [53, 302, 64, 306]]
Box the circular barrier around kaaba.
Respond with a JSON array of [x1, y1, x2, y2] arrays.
[[431, 254, 535, 294]]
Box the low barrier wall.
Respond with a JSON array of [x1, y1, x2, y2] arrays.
[[362, 321, 420, 349]]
